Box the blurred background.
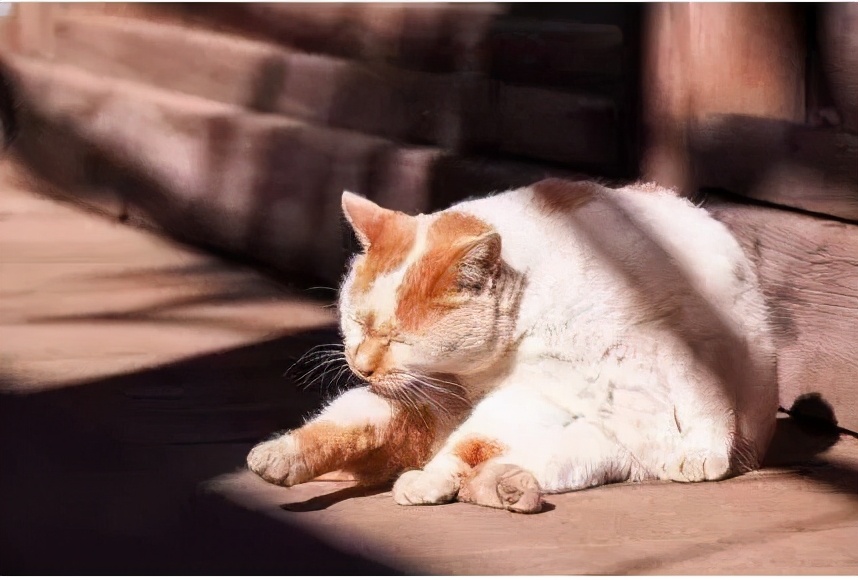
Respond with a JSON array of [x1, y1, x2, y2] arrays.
[[0, 2, 856, 574], [2, 3, 854, 281]]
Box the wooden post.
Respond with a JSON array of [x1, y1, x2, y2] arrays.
[[819, 3, 858, 133], [11, 3, 60, 57], [642, 3, 806, 193]]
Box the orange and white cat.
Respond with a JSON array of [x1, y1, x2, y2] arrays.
[[247, 179, 778, 513]]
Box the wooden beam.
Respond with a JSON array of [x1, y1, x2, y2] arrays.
[[642, 4, 809, 194], [692, 115, 858, 222], [709, 198, 858, 430], [819, 3, 858, 133]]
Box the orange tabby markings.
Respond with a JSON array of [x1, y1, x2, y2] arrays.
[[352, 408, 439, 483], [352, 211, 418, 293], [294, 422, 379, 477], [396, 211, 493, 331], [532, 178, 599, 215], [293, 407, 439, 485], [453, 436, 506, 468]]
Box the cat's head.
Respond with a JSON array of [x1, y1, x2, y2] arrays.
[[338, 192, 520, 399]]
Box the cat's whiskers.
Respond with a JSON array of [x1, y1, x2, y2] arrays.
[[401, 373, 465, 423], [330, 361, 358, 392], [288, 345, 351, 395], [398, 386, 432, 431], [286, 343, 345, 376], [290, 350, 343, 380], [407, 373, 470, 406]]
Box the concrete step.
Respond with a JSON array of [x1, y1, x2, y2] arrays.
[[2, 55, 578, 284], [51, 13, 620, 170]]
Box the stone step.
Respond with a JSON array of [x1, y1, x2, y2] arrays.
[[2, 55, 578, 284], [51, 13, 620, 171]]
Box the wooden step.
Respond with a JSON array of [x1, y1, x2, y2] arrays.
[[51, 13, 620, 171], [487, 17, 624, 92], [2, 55, 577, 283], [692, 115, 858, 222], [158, 2, 505, 74], [52, 13, 448, 146]]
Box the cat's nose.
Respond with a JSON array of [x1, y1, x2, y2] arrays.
[[353, 343, 378, 378]]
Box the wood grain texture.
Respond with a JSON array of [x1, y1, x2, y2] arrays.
[[207, 433, 858, 574], [692, 115, 858, 222], [4, 173, 856, 573], [819, 3, 858, 133], [642, 4, 858, 222], [643, 3, 806, 191], [709, 198, 858, 429]]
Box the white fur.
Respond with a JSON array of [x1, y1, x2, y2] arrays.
[[340, 183, 778, 501]]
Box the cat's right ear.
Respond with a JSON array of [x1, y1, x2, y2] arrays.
[[342, 191, 384, 249]]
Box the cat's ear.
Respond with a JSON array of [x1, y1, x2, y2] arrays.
[[456, 232, 502, 293], [342, 191, 387, 249]]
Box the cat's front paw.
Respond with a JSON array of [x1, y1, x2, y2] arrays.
[[246, 435, 312, 487], [392, 469, 459, 506]]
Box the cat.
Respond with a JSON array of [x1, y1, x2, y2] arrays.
[[247, 178, 778, 514]]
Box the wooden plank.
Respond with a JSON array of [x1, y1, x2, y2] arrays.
[[487, 18, 624, 90], [135, 3, 504, 75], [708, 197, 858, 430], [642, 3, 806, 191], [819, 3, 858, 133], [49, 13, 619, 170], [7, 3, 57, 57], [642, 4, 858, 223], [692, 115, 858, 222]]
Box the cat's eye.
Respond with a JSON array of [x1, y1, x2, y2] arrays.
[[457, 273, 495, 295], [458, 278, 486, 294], [348, 315, 368, 328]]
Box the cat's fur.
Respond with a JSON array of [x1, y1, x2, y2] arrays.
[[247, 179, 778, 513]]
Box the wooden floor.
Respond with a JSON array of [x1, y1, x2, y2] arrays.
[[2, 172, 856, 574]]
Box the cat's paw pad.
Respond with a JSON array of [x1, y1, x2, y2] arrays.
[[392, 469, 459, 506], [246, 435, 312, 487], [666, 452, 731, 483], [459, 463, 543, 514]]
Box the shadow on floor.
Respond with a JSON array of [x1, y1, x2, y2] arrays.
[[0, 324, 398, 574], [1, 316, 855, 574]]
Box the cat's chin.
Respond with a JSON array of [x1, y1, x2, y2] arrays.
[[365, 375, 409, 400]]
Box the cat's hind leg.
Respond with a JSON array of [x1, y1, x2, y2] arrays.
[[458, 461, 543, 514], [660, 417, 736, 483], [392, 387, 634, 510]]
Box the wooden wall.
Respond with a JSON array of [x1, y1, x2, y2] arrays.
[[643, 3, 858, 223], [2, 3, 856, 429]]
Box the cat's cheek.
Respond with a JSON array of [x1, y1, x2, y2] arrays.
[[339, 320, 364, 352], [387, 341, 415, 370]]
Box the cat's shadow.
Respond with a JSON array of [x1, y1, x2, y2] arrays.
[[280, 483, 390, 512], [279, 485, 558, 514]]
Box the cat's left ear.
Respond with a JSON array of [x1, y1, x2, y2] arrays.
[[342, 191, 388, 249], [457, 232, 502, 292]]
